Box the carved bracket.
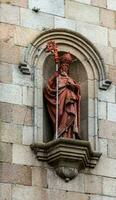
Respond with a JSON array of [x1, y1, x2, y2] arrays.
[[19, 63, 31, 75], [31, 138, 101, 182]]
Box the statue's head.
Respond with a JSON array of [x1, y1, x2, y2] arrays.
[[59, 52, 73, 74]]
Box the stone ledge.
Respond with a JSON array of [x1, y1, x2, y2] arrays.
[[31, 139, 101, 181]]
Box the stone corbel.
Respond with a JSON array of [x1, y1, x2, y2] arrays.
[[19, 63, 31, 75], [31, 138, 101, 182]]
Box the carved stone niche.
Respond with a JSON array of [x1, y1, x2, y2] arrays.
[[31, 138, 101, 182], [19, 28, 112, 181]]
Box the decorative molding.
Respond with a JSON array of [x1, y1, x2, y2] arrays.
[[20, 28, 112, 89], [31, 138, 102, 182]]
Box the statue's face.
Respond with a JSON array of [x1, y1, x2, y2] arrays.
[[60, 63, 69, 74]]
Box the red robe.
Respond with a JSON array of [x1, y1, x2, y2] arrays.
[[44, 72, 81, 139]]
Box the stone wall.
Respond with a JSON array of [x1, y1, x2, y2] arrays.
[[0, 0, 116, 200]]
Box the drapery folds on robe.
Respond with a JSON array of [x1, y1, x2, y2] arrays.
[[44, 70, 81, 139]]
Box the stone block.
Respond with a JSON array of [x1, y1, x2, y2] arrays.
[[55, 17, 76, 31], [23, 87, 33, 107], [11, 0, 27, 7], [99, 138, 108, 156], [0, 183, 11, 200], [12, 185, 47, 200], [98, 101, 107, 119], [74, 0, 90, 4], [0, 122, 22, 144], [85, 174, 102, 194], [32, 167, 47, 188], [103, 177, 116, 196], [91, 156, 116, 178], [99, 120, 116, 140], [108, 103, 116, 122], [0, 62, 12, 84], [108, 66, 116, 84], [0, 102, 12, 123], [108, 140, 116, 159], [0, 142, 12, 163], [12, 105, 32, 125], [107, 0, 116, 11], [29, 0, 64, 16], [12, 144, 40, 166], [98, 85, 115, 103], [0, 83, 22, 105], [109, 29, 116, 48], [91, 0, 106, 8], [100, 9, 115, 29], [20, 8, 54, 29], [0, 4, 19, 25], [95, 44, 113, 65], [66, 1, 99, 24], [90, 195, 116, 200], [12, 65, 33, 87], [0, 163, 32, 185], [14, 26, 39, 47], [76, 21, 108, 46], [47, 168, 84, 192], [22, 126, 33, 145], [0, 42, 21, 64], [0, 23, 14, 44]]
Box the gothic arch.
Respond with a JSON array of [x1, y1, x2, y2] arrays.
[[21, 28, 111, 150]]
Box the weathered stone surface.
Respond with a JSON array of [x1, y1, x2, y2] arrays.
[[0, 142, 12, 163], [12, 144, 40, 166], [0, 23, 14, 44], [0, 4, 19, 25], [32, 167, 47, 188], [29, 0, 64, 16], [12, 185, 47, 200], [100, 9, 115, 29], [95, 45, 113, 65], [103, 177, 116, 196], [75, 0, 90, 4], [23, 86, 33, 107], [98, 85, 115, 103], [0, 62, 12, 84], [76, 21, 108, 46], [14, 26, 39, 47], [0, 183, 11, 200], [91, 156, 116, 178], [0, 83, 22, 105], [108, 103, 116, 122], [12, 0, 27, 7], [90, 195, 116, 200], [85, 174, 102, 194], [20, 8, 54, 29], [91, 0, 106, 8], [108, 66, 116, 84], [12, 65, 33, 87], [55, 17, 76, 31], [12, 105, 32, 125], [109, 29, 116, 48], [0, 163, 32, 185], [108, 140, 116, 159], [0, 122, 22, 144], [0, 42, 20, 64], [47, 168, 84, 192], [107, 0, 116, 11], [98, 101, 107, 119], [66, 1, 99, 24], [99, 138, 108, 156], [22, 126, 33, 145], [0, 102, 12, 123], [99, 120, 116, 140]]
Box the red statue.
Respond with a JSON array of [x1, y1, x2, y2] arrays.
[[44, 41, 81, 139]]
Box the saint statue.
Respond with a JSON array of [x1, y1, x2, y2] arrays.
[[44, 41, 81, 139]]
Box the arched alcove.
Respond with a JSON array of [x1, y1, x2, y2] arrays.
[[21, 28, 111, 150]]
